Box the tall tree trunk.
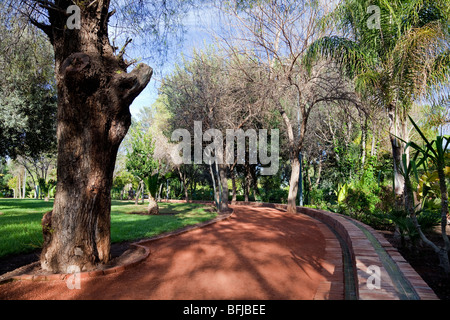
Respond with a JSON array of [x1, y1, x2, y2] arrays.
[[184, 184, 189, 202], [39, 1, 152, 273], [389, 109, 407, 198], [177, 167, 189, 201], [209, 164, 218, 208], [244, 176, 249, 202], [218, 164, 229, 211], [279, 106, 303, 214], [370, 125, 378, 158], [391, 135, 405, 196], [231, 168, 237, 203], [158, 183, 163, 202], [315, 159, 322, 186], [287, 157, 300, 213], [249, 165, 261, 200], [135, 181, 143, 205], [23, 170, 27, 199], [244, 163, 251, 202], [18, 175, 21, 199], [361, 118, 368, 170]]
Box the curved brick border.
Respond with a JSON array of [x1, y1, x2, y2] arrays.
[[3, 202, 233, 283], [231, 201, 439, 300]]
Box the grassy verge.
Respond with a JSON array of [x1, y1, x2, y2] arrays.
[[0, 199, 217, 259]]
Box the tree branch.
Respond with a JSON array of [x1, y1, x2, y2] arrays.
[[114, 63, 153, 106]]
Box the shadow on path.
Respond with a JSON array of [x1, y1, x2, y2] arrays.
[[0, 206, 344, 300]]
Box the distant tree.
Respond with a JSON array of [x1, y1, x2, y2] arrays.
[[0, 10, 56, 159], [112, 171, 134, 200], [162, 48, 276, 209], [7, 176, 18, 199], [306, 0, 450, 197], [126, 125, 161, 215], [218, 0, 356, 213]]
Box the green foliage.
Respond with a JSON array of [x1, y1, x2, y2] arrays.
[[377, 115, 450, 254], [38, 178, 56, 199], [337, 160, 382, 225], [343, 185, 380, 218], [260, 187, 289, 204], [191, 185, 215, 201], [376, 206, 440, 245], [0, 174, 9, 197], [7, 176, 18, 193], [112, 171, 135, 200], [126, 125, 160, 197], [0, 17, 57, 159], [259, 173, 288, 203], [0, 199, 217, 258], [336, 183, 349, 205]]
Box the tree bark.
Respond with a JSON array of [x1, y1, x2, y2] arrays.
[[23, 170, 27, 199], [39, 1, 152, 273], [209, 164, 218, 208], [370, 124, 378, 158], [315, 159, 322, 186], [158, 183, 163, 202], [360, 118, 368, 170], [279, 106, 303, 214], [244, 175, 249, 202], [147, 195, 159, 215], [287, 157, 300, 213], [18, 174, 21, 199], [218, 164, 229, 211], [391, 135, 405, 196], [135, 181, 143, 205], [178, 168, 189, 202], [231, 168, 237, 203], [389, 108, 408, 198], [244, 163, 251, 202]]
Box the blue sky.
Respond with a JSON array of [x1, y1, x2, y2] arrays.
[[126, 0, 341, 118], [129, 6, 219, 118]]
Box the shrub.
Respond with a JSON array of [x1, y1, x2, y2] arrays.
[[260, 188, 288, 204]]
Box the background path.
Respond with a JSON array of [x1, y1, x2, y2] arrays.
[[0, 206, 344, 300]]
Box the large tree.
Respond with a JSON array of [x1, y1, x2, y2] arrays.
[[305, 0, 450, 197], [126, 125, 161, 215], [218, 0, 355, 213], [0, 7, 57, 160], [161, 49, 275, 210], [8, 0, 195, 273]]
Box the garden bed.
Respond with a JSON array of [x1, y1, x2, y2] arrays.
[[381, 227, 450, 300]]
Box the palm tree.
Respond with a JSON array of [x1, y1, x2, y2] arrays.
[[305, 0, 449, 198]]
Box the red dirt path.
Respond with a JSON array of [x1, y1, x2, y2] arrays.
[[0, 205, 344, 300]]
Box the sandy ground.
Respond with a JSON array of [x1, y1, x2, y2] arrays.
[[0, 205, 344, 300]]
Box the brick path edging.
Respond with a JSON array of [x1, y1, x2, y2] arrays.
[[231, 201, 439, 300], [5, 202, 232, 283]]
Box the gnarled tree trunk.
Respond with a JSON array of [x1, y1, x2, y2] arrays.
[[39, 1, 152, 273]]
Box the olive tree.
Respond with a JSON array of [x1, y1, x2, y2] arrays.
[[7, 0, 198, 273]]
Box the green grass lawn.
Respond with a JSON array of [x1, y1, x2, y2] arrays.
[[0, 199, 217, 259]]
